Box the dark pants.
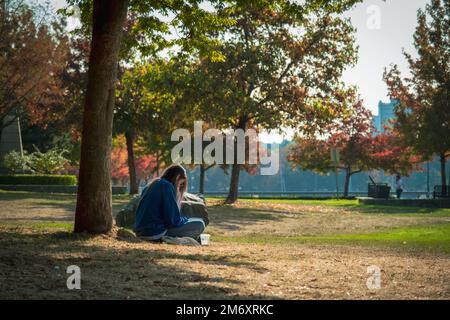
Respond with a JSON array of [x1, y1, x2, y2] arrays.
[[167, 218, 205, 239], [396, 188, 402, 199]]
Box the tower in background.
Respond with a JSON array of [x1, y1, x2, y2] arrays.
[[373, 99, 398, 133]]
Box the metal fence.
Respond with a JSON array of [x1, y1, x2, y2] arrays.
[[202, 191, 431, 199]]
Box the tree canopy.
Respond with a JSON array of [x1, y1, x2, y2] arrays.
[[0, 0, 69, 130], [288, 89, 419, 197], [384, 0, 449, 192], [188, 1, 358, 202], [59, 0, 364, 232]]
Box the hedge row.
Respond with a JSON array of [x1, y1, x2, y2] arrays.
[[0, 174, 77, 186]]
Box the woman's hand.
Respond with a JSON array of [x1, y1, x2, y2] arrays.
[[175, 176, 187, 208], [176, 176, 187, 194]]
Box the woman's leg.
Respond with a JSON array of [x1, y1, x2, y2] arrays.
[[138, 230, 167, 242], [167, 218, 205, 239]]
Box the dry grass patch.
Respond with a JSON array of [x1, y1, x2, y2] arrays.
[[207, 199, 450, 237], [0, 225, 448, 299], [0, 191, 449, 299]]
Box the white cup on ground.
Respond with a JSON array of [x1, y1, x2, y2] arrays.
[[200, 234, 210, 246]]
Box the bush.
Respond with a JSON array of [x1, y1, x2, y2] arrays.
[[2, 147, 69, 174], [2, 151, 29, 173], [28, 148, 68, 174], [0, 174, 77, 185]]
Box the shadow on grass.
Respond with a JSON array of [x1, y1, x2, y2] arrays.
[[0, 216, 74, 222], [0, 190, 131, 203], [26, 202, 127, 216], [0, 191, 130, 222], [208, 206, 285, 231], [0, 229, 275, 299], [0, 191, 76, 202], [214, 222, 450, 255]]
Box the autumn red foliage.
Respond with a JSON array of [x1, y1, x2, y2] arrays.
[[288, 89, 420, 196], [111, 136, 157, 185]]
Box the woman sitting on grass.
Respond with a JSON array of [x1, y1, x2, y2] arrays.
[[134, 164, 205, 243]]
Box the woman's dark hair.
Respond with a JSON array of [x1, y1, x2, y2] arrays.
[[160, 164, 187, 187]]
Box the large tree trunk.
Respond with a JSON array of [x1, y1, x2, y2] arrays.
[[440, 153, 447, 195], [225, 119, 247, 204], [199, 164, 206, 194], [225, 163, 241, 204], [343, 169, 351, 198], [125, 129, 138, 195], [74, 0, 129, 234]]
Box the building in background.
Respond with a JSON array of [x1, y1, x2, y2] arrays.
[[373, 99, 398, 133]]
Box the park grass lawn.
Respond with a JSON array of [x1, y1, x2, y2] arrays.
[[206, 196, 359, 206], [0, 191, 449, 299], [207, 196, 450, 216], [214, 224, 450, 254]]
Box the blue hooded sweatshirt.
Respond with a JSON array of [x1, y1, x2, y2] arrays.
[[134, 178, 188, 237]]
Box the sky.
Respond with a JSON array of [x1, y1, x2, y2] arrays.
[[45, 0, 428, 143], [341, 0, 427, 113]]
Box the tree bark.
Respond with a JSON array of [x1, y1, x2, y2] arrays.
[[225, 118, 246, 204], [125, 129, 138, 195], [440, 153, 447, 195], [74, 0, 129, 234], [199, 164, 206, 194], [344, 169, 351, 198], [225, 163, 241, 204]]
